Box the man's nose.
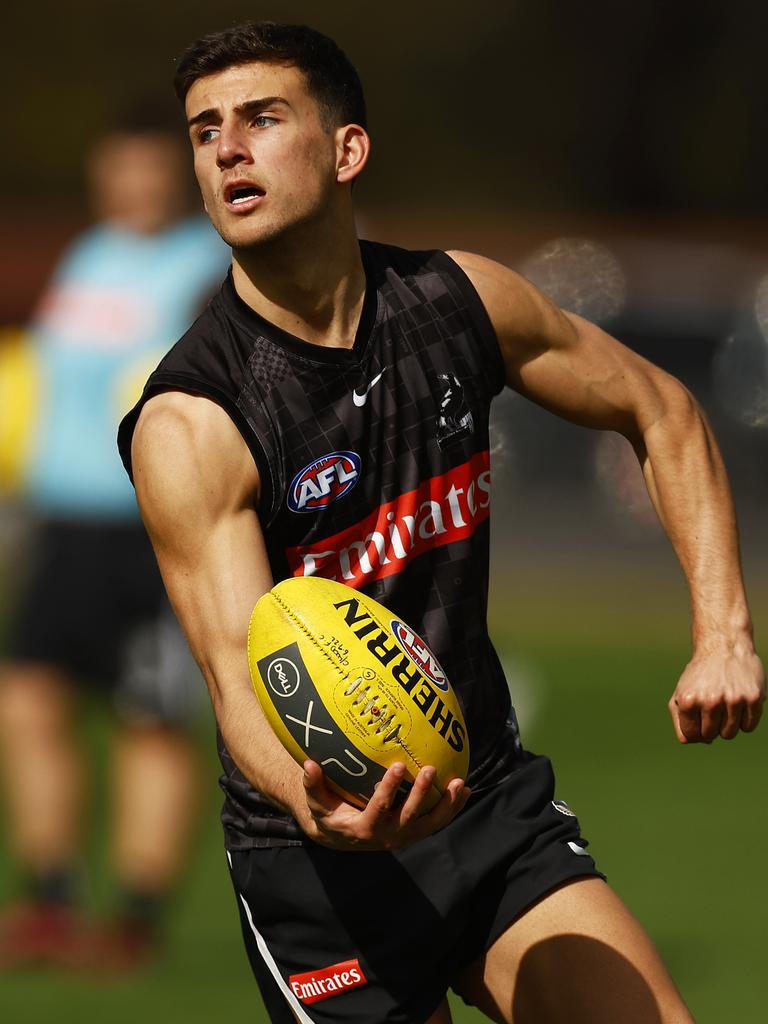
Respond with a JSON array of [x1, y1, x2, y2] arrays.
[[216, 124, 252, 168]]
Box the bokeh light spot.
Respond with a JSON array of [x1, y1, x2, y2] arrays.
[[521, 238, 627, 325]]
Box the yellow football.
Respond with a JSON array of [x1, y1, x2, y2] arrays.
[[247, 577, 469, 811]]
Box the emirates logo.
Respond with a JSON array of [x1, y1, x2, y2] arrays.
[[286, 451, 492, 586], [289, 958, 367, 1004]]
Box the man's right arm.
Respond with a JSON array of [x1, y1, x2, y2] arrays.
[[132, 390, 306, 814], [131, 390, 469, 850]]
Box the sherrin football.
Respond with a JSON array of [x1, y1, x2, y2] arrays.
[[247, 577, 469, 811]]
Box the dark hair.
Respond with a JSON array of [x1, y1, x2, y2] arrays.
[[174, 21, 367, 130]]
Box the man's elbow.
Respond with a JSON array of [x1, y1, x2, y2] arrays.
[[637, 372, 708, 449]]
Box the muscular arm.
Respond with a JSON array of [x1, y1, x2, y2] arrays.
[[131, 391, 467, 848], [450, 250, 765, 743], [132, 391, 304, 812]]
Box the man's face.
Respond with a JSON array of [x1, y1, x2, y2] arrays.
[[185, 62, 340, 250]]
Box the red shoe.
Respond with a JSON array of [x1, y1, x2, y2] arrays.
[[0, 903, 90, 970], [85, 918, 159, 976]]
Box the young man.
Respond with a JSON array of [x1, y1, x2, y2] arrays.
[[0, 107, 229, 971], [119, 22, 764, 1023]]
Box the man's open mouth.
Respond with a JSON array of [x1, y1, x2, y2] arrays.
[[224, 182, 266, 209], [231, 186, 264, 205]]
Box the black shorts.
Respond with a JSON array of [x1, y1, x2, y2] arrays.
[[4, 519, 202, 726], [227, 752, 604, 1023]]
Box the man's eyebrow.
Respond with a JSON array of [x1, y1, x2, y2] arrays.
[[236, 96, 291, 117], [187, 107, 219, 130], [187, 96, 290, 130]]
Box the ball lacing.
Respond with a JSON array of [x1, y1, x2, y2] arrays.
[[344, 676, 401, 742]]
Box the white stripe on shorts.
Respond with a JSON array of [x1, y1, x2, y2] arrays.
[[236, 883, 315, 1023]]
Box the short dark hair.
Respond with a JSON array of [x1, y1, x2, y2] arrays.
[[174, 21, 367, 130]]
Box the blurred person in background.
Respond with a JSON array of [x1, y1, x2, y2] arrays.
[[0, 102, 229, 972]]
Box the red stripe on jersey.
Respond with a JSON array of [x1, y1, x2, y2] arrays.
[[286, 451, 491, 588]]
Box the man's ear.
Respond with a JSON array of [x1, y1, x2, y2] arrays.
[[335, 124, 371, 184]]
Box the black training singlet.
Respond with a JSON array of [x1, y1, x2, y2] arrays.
[[118, 240, 522, 849]]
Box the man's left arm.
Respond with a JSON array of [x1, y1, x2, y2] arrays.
[[450, 250, 765, 743]]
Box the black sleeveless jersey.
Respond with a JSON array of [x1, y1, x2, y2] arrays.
[[118, 240, 523, 849]]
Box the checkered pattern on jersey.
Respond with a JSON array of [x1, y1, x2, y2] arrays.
[[121, 242, 517, 847], [236, 245, 502, 528]]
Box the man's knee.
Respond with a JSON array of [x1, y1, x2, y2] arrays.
[[0, 664, 73, 736]]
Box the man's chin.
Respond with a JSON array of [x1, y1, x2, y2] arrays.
[[210, 202, 328, 253], [214, 218, 288, 252]]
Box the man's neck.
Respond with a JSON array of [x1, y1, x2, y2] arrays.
[[231, 216, 366, 351]]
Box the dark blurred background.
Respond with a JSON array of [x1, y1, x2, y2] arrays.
[[4, 0, 768, 509], [1, 2, 766, 1022]]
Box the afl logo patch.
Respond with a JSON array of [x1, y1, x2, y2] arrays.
[[287, 451, 361, 513], [390, 620, 449, 691]]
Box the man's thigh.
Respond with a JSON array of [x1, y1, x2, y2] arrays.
[[453, 877, 693, 1024]]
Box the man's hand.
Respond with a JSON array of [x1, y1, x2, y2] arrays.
[[669, 644, 765, 743], [296, 760, 470, 851]]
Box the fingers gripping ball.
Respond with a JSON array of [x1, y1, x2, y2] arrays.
[[247, 577, 469, 811]]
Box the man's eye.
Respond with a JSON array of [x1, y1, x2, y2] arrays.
[[253, 115, 277, 128], [199, 128, 219, 144]]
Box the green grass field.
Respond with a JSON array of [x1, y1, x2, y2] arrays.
[[1, 567, 766, 1023]]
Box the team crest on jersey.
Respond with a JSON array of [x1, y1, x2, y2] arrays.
[[391, 620, 449, 691], [435, 372, 474, 449], [287, 451, 361, 513]]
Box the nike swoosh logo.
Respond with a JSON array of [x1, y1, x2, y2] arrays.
[[567, 841, 591, 857], [353, 369, 386, 407]]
